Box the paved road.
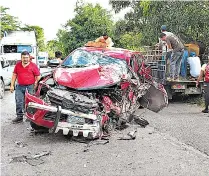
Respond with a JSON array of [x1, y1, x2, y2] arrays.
[[1, 80, 209, 175], [140, 102, 209, 156]]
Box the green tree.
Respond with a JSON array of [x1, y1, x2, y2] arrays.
[[46, 40, 61, 58], [119, 32, 142, 50], [0, 6, 20, 38], [110, 1, 209, 46], [57, 2, 114, 55], [21, 25, 46, 51]]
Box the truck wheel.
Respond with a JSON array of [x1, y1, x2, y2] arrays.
[[0, 79, 5, 99]]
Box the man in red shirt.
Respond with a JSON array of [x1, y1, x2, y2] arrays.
[[10, 51, 41, 123]]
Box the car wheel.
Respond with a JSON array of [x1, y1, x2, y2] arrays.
[[0, 79, 5, 99], [30, 121, 49, 132]]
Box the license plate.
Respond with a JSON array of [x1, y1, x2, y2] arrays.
[[172, 84, 185, 89], [188, 87, 199, 93], [67, 116, 85, 124]]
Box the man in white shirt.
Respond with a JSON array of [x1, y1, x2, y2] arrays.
[[187, 52, 201, 78]]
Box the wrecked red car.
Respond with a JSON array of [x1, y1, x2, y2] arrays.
[[25, 47, 168, 139]]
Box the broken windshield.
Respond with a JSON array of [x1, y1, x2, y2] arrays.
[[61, 49, 127, 69]]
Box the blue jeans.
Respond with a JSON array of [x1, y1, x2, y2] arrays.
[[170, 50, 184, 79], [180, 50, 189, 78], [203, 82, 209, 110], [15, 84, 34, 118]]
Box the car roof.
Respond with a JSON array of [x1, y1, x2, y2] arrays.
[[79, 47, 142, 61]]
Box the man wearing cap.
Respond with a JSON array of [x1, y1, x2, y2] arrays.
[[158, 25, 174, 58], [10, 51, 41, 123], [95, 33, 114, 47], [160, 32, 184, 81], [161, 25, 174, 37]]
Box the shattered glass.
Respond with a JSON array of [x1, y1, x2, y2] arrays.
[[61, 49, 128, 75]]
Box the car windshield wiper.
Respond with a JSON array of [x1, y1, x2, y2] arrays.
[[60, 65, 73, 68], [73, 65, 87, 68], [61, 65, 87, 68]]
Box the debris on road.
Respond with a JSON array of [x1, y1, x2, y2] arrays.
[[10, 155, 27, 164], [15, 141, 27, 148], [9, 151, 51, 166], [26, 158, 45, 166], [83, 139, 109, 152], [118, 129, 137, 140], [133, 115, 149, 128], [28, 151, 51, 159]]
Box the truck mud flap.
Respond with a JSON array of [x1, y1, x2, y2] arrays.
[[138, 85, 168, 113]]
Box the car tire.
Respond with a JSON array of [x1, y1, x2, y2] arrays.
[[30, 121, 49, 132], [0, 79, 5, 99]]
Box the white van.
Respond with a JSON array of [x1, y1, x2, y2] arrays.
[[38, 52, 49, 67], [0, 56, 13, 99], [0, 31, 39, 67]]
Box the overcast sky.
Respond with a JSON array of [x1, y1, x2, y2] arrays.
[[2, 0, 129, 41]]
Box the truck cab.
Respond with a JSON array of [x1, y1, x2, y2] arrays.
[[0, 31, 39, 68]]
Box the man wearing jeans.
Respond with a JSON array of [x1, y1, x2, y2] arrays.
[[10, 51, 40, 123], [160, 33, 184, 81]]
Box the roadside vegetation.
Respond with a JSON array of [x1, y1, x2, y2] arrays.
[[1, 1, 209, 57]]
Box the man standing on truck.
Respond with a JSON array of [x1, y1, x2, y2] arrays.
[[160, 33, 184, 81], [158, 25, 174, 58], [10, 51, 41, 123], [196, 57, 209, 113], [187, 52, 201, 79]]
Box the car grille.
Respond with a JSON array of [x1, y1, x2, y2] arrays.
[[47, 89, 98, 114]]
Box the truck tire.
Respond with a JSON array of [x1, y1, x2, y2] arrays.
[[0, 79, 5, 99]]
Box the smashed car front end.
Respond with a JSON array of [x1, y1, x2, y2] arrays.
[[25, 47, 168, 139], [25, 88, 102, 139], [25, 69, 104, 139]]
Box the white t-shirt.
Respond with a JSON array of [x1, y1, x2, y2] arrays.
[[187, 56, 201, 77]]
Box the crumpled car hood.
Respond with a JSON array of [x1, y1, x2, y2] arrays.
[[53, 65, 127, 90]]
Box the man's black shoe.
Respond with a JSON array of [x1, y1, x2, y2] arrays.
[[12, 117, 23, 123], [202, 109, 208, 113]]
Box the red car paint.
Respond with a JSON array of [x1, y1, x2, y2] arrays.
[[53, 66, 121, 89]]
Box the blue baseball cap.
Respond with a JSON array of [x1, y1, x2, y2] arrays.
[[161, 25, 167, 31], [190, 52, 196, 57]]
